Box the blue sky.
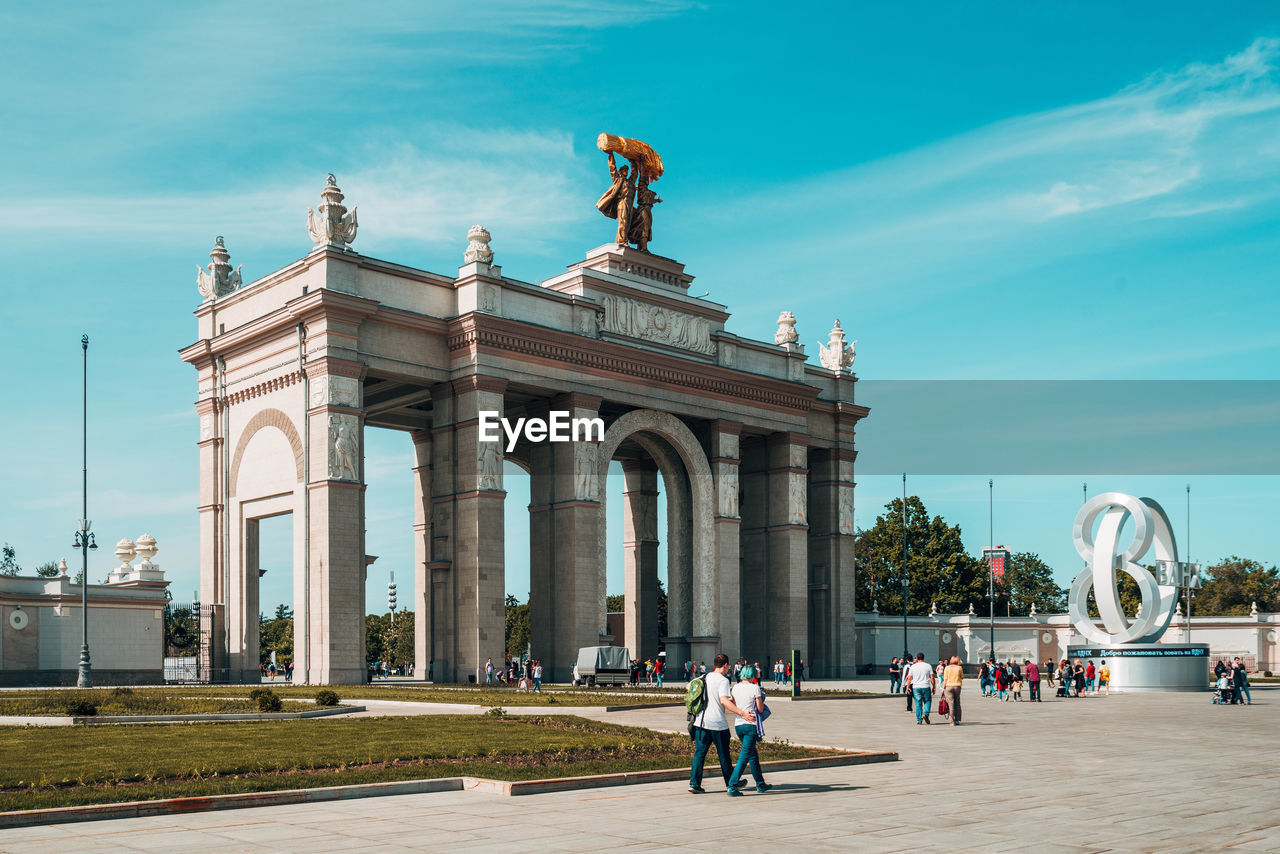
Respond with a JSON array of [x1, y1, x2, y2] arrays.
[[1, 1, 1278, 615]]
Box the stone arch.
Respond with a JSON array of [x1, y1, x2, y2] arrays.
[[230, 407, 304, 495], [596, 409, 716, 637]]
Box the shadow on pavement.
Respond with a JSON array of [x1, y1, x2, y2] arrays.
[[759, 783, 867, 794]]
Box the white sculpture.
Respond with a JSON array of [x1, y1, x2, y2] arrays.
[[774, 311, 798, 345], [788, 474, 806, 525], [328, 415, 360, 481], [464, 225, 494, 265], [838, 487, 854, 535], [196, 236, 243, 300], [929, 601, 939, 618], [307, 174, 359, 248], [479, 438, 502, 491], [134, 534, 158, 569], [1251, 600, 1260, 617], [817, 319, 855, 374], [968, 602, 976, 616], [573, 444, 597, 501], [58, 557, 68, 577], [114, 538, 136, 571], [719, 468, 739, 518]]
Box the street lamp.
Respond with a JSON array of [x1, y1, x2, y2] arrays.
[[901, 473, 909, 661], [387, 570, 397, 676], [74, 334, 98, 688], [987, 478, 994, 659]]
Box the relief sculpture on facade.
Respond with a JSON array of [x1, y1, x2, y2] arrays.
[[600, 294, 715, 355], [574, 443, 598, 501], [719, 467, 740, 519], [478, 438, 502, 491], [838, 485, 855, 535], [328, 414, 360, 481], [788, 473, 807, 526]]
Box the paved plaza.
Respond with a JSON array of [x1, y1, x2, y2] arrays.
[[1, 682, 1275, 853]]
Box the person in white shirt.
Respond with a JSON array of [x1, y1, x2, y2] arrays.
[[726, 666, 772, 795], [689, 653, 756, 793], [905, 652, 936, 725]]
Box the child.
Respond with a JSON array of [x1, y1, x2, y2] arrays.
[[1098, 660, 1110, 696], [1012, 677, 1023, 701]]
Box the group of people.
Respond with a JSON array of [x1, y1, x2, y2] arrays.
[[260, 659, 293, 680], [483, 656, 544, 691], [977, 659, 1045, 701], [1050, 658, 1110, 697], [628, 657, 665, 686], [892, 653, 965, 725], [1213, 657, 1253, 705], [687, 654, 775, 796]]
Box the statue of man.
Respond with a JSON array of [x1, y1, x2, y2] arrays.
[[630, 175, 662, 252], [596, 152, 637, 246]]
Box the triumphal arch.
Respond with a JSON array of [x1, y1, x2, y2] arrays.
[[181, 136, 868, 684]]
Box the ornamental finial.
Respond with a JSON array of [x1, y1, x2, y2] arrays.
[[817, 319, 856, 373], [774, 311, 798, 346], [464, 225, 494, 265], [196, 236, 243, 300], [307, 173, 359, 249]]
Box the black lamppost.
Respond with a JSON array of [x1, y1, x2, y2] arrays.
[[73, 334, 98, 687], [987, 478, 994, 658], [901, 473, 909, 661]]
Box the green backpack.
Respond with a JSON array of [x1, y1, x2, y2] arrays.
[[685, 675, 708, 716]]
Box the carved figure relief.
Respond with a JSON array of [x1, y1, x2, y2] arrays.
[[199, 414, 214, 442], [478, 438, 502, 491], [719, 467, 740, 519], [576, 309, 598, 337], [480, 285, 498, 313], [328, 414, 360, 481], [720, 341, 737, 367], [600, 294, 715, 355], [788, 474, 807, 526], [838, 486, 855, 535], [574, 443, 598, 501], [311, 376, 360, 408]]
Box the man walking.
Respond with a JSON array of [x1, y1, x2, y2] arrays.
[[888, 657, 902, 693], [905, 652, 936, 725], [1025, 659, 1041, 702], [689, 654, 756, 793], [485, 658, 494, 685]]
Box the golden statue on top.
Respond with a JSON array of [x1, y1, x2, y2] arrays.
[[595, 134, 663, 252]]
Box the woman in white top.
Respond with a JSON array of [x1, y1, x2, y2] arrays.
[[726, 666, 772, 796]]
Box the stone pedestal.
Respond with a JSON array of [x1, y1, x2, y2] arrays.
[[1068, 643, 1209, 692]]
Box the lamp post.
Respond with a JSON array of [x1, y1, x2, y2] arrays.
[[73, 334, 97, 688], [1185, 484, 1192, 643], [901, 473, 908, 661], [387, 571, 398, 676], [987, 478, 994, 658]]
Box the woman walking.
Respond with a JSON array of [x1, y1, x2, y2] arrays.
[[726, 666, 772, 795], [942, 656, 964, 726]]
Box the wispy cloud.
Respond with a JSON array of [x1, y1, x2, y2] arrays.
[[688, 37, 1280, 307]]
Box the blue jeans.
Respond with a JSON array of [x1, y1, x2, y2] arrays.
[[1237, 682, 1251, 703], [889, 676, 900, 693], [1029, 681, 1041, 701], [979, 676, 991, 695], [689, 727, 732, 789], [656, 672, 663, 687], [913, 687, 932, 722], [729, 724, 764, 789], [533, 677, 541, 691]]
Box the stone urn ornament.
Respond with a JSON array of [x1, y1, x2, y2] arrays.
[[774, 311, 798, 346]]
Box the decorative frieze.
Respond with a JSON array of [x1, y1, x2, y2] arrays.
[[600, 294, 715, 356], [311, 375, 361, 409]]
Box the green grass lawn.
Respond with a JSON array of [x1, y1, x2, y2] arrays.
[[0, 715, 830, 812], [0, 688, 310, 717], [169, 684, 685, 707]]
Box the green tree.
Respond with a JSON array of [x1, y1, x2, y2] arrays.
[[505, 595, 531, 658], [854, 496, 987, 616], [365, 611, 414, 668], [34, 561, 61, 578], [605, 580, 668, 641], [273, 603, 293, 621], [260, 612, 294, 663], [0, 543, 20, 576], [1195, 557, 1280, 615], [992, 552, 1067, 616]]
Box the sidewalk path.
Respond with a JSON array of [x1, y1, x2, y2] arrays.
[[1, 687, 1275, 852]]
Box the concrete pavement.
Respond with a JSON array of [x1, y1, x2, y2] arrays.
[[1, 684, 1275, 853]]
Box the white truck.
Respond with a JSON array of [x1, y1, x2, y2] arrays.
[[572, 645, 630, 687]]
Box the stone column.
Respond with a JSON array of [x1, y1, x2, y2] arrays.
[[711, 421, 742, 657], [437, 376, 507, 684], [767, 432, 809, 662], [622, 461, 660, 661], [303, 357, 368, 684], [550, 393, 603, 682], [195, 391, 223, 616], [527, 430, 555, 676], [738, 438, 768, 665], [410, 429, 432, 680], [808, 447, 857, 676]]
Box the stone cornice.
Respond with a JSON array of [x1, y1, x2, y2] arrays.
[[447, 314, 820, 414]]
